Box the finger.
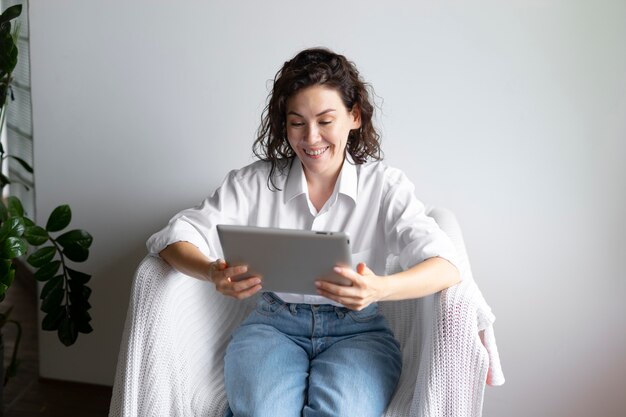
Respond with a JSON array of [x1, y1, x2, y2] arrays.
[[216, 275, 261, 297], [316, 266, 367, 296], [208, 259, 230, 282], [212, 265, 248, 282], [356, 262, 374, 276], [230, 276, 262, 293], [314, 290, 367, 310], [215, 259, 227, 269], [231, 284, 263, 300], [224, 264, 248, 278], [315, 280, 361, 297], [315, 280, 353, 296], [331, 266, 364, 286]]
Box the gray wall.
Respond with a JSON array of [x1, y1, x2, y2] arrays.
[[28, 1, 626, 416]]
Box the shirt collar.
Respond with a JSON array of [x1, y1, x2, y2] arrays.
[[283, 155, 358, 205], [284, 158, 305, 203], [337, 154, 358, 203]]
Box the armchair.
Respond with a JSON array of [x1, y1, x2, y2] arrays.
[[109, 207, 504, 417]]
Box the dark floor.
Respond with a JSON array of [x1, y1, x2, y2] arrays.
[[1, 262, 112, 417]]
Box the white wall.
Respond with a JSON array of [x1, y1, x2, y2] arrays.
[[29, 1, 625, 416]]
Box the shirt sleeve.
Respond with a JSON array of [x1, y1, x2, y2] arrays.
[[145, 170, 250, 259], [382, 170, 461, 277]]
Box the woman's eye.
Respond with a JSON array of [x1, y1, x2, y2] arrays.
[[319, 120, 332, 125], [290, 122, 305, 127]]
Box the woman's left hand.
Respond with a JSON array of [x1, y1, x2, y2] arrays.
[[315, 263, 386, 311]]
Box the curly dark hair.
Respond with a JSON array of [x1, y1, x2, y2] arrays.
[[253, 47, 382, 190]]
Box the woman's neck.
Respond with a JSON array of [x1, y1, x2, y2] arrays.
[[305, 169, 341, 213]]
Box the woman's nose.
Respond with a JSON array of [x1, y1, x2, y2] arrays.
[[304, 125, 319, 143]]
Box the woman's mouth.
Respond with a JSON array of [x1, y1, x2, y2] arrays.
[[304, 147, 329, 157]]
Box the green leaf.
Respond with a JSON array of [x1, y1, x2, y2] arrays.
[[0, 259, 12, 278], [0, 204, 7, 221], [67, 268, 91, 284], [69, 284, 92, 309], [0, 283, 8, 299], [69, 280, 91, 297], [40, 274, 64, 300], [34, 260, 61, 282], [23, 225, 48, 246], [46, 205, 71, 232], [7, 45, 17, 74], [0, 5, 22, 23], [11, 217, 25, 236], [58, 318, 78, 346], [70, 305, 93, 334], [69, 304, 90, 318], [0, 216, 25, 242], [41, 287, 64, 313], [0, 236, 27, 259], [56, 230, 93, 249], [6, 196, 24, 217], [78, 321, 93, 334], [41, 307, 65, 331], [68, 292, 91, 310], [0, 263, 15, 286], [27, 246, 57, 268], [78, 310, 92, 324], [62, 244, 88, 262]]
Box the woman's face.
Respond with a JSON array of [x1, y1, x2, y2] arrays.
[[286, 85, 361, 184]]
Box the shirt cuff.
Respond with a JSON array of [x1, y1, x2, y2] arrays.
[[146, 218, 212, 258], [398, 233, 462, 280]]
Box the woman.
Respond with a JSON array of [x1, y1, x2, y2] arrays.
[[147, 47, 461, 417]]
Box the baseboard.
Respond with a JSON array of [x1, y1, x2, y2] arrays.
[[38, 377, 113, 391]]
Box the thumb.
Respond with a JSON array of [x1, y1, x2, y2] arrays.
[[215, 258, 228, 270]]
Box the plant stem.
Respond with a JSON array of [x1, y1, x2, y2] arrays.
[[48, 236, 71, 316]]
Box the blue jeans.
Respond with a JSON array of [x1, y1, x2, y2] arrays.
[[223, 292, 402, 417]]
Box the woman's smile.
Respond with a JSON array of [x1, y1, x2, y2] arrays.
[[286, 85, 361, 183], [303, 146, 330, 157]]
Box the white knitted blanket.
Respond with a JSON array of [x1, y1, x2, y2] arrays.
[[109, 207, 504, 417]]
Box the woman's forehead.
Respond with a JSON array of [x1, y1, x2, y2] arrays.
[[286, 86, 346, 113]]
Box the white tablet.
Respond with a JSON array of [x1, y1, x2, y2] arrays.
[[216, 224, 353, 295]]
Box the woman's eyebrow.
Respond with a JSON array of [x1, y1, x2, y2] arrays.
[[287, 109, 336, 117]]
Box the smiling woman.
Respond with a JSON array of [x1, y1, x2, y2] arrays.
[[253, 48, 382, 192], [285, 85, 361, 210], [149, 47, 461, 417]]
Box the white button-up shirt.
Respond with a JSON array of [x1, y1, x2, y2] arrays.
[[147, 157, 460, 305]]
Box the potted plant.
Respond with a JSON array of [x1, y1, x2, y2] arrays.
[[0, 2, 94, 400]]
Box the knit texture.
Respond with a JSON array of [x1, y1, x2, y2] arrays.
[[109, 207, 503, 417]]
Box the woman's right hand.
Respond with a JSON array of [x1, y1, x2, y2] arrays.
[[159, 242, 262, 300], [209, 259, 263, 300]]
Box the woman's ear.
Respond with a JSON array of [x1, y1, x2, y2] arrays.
[[350, 105, 362, 130]]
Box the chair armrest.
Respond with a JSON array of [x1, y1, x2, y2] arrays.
[[110, 255, 252, 417], [428, 207, 504, 387], [383, 207, 501, 417]]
